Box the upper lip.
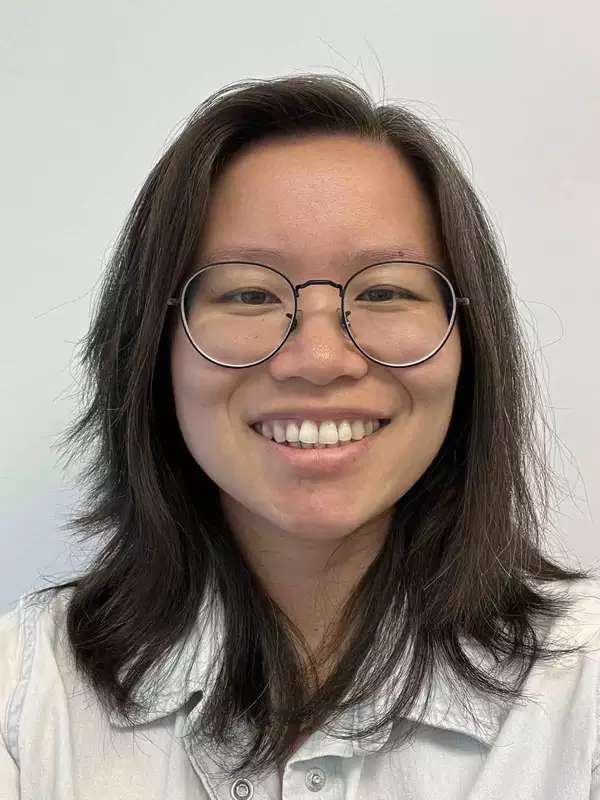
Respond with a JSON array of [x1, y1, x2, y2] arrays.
[[248, 407, 393, 425]]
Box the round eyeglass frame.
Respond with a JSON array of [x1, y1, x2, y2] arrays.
[[166, 259, 471, 369]]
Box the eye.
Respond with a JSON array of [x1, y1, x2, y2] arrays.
[[355, 286, 420, 302], [222, 289, 280, 305]]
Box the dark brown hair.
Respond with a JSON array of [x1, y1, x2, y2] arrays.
[[37, 73, 596, 781]]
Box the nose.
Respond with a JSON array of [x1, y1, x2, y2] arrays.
[[289, 306, 347, 335], [266, 288, 369, 384], [290, 282, 354, 345]]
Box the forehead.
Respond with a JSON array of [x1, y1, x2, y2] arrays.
[[204, 134, 435, 219], [195, 134, 445, 277]]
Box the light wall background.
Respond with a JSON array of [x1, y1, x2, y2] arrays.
[[1, 1, 598, 613]]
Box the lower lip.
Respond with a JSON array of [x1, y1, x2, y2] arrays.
[[248, 422, 390, 476]]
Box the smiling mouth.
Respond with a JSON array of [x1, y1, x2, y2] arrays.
[[248, 419, 391, 448]]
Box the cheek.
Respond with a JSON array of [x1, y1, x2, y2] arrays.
[[170, 325, 239, 436], [388, 328, 462, 419], [383, 334, 462, 485]]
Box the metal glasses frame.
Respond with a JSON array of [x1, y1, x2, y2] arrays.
[[167, 259, 471, 369]]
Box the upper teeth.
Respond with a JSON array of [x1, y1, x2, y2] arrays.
[[253, 418, 383, 445]]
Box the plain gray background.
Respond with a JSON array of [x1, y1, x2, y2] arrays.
[[1, 2, 598, 614]]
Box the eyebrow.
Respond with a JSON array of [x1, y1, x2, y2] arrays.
[[199, 244, 432, 268]]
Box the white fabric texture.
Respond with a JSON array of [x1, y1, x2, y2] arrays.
[[2, 577, 600, 799]]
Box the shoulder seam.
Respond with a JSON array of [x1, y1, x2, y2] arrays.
[[4, 594, 46, 762]]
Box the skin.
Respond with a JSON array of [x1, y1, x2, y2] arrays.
[[169, 133, 462, 671]]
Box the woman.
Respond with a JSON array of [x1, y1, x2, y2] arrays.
[[1, 73, 599, 799]]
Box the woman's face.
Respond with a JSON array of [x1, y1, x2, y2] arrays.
[[170, 134, 462, 542]]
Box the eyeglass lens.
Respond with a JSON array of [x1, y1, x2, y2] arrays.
[[181, 262, 455, 367]]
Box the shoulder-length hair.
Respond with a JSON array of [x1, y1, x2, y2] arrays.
[[37, 73, 596, 780]]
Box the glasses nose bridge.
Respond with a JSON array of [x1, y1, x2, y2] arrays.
[[291, 278, 346, 331], [293, 277, 345, 296]]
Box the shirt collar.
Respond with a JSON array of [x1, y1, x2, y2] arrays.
[[108, 592, 514, 749]]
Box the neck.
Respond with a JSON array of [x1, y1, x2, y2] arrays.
[[220, 493, 392, 662]]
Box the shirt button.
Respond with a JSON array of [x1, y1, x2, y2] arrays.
[[305, 767, 327, 792], [230, 777, 254, 799]]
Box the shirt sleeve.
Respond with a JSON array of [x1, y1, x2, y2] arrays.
[[0, 732, 19, 798], [0, 603, 24, 799], [591, 767, 600, 798]]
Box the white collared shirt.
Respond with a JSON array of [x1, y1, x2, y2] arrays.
[[2, 578, 600, 799]]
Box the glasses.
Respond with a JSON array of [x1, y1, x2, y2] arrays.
[[167, 260, 471, 369]]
